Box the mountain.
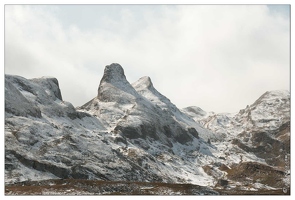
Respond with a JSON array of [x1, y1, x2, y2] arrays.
[[182, 90, 290, 190], [182, 90, 290, 166], [5, 63, 290, 194], [5, 64, 214, 186], [79, 64, 209, 146]]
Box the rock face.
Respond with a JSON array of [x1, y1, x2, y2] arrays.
[[182, 90, 290, 189], [5, 64, 214, 186], [5, 78, 41, 118], [97, 63, 138, 104], [5, 63, 290, 192], [236, 90, 290, 133], [181, 106, 208, 121], [232, 91, 290, 168], [80, 63, 206, 147]]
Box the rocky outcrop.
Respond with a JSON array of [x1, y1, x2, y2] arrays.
[[5, 78, 41, 118], [233, 121, 290, 167], [5, 63, 290, 192], [80, 63, 204, 146], [97, 63, 138, 104], [5, 64, 213, 186], [226, 162, 285, 188], [182, 106, 207, 120]]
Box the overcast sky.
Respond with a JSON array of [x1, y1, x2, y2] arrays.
[[4, 4, 290, 113]]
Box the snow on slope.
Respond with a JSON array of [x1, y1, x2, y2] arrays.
[[79, 63, 210, 147], [181, 106, 208, 121], [235, 90, 290, 132], [182, 90, 290, 140], [131, 75, 217, 143], [77, 63, 219, 185], [5, 63, 290, 191], [5, 65, 216, 186], [182, 90, 290, 189]]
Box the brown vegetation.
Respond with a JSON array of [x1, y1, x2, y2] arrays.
[[226, 162, 286, 188], [5, 179, 218, 195]]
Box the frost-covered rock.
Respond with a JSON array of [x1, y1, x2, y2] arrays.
[[79, 63, 207, 147], [183, 89, 290, 188], [5, 78, 41, 118], [5, 64, 214, 187], [5, 63, 290, 192], [182, 106, 208, 121], [97, 63, 138, 104], [235, 90, 290, 132]]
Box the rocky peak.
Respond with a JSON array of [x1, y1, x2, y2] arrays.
[[5, 67, 290, 191], [31, 76, 63, 101], [100, 63, 127, 84], [97, 63, 138, 103], [182, 106, 207, 119], [252, 90, 290, 106], [132, 76, 154, 91], [132, 76, 174, 108]]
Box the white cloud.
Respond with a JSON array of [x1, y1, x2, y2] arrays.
[[5, 5, 290, 113]]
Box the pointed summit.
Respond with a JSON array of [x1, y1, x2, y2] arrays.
[[100, 63, 127, 84], [252, 90, 290, 107], [132, 76, 174, 109], [132, 76, 154, 91], [97, 63, 138, 103]]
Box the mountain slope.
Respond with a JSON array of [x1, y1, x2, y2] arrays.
[[182, 90, 290, 189], [5, 63, 290, 193], [79, 63, 208, 147], [5, 64, 215, 186]]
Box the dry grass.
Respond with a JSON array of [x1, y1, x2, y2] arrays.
[[218, 164, 230, 171], [226, 162, 286, 189], [5, 179, 218, 195], [5, 178, 290, 195], [215, 188, 290, 195], [202, 165, 213, 176]]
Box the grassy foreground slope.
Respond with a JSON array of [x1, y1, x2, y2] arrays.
[[5, 179, 290, 195]]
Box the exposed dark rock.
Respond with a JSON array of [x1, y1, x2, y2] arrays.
[[187, 127, 199, 139], [31, 77, 63, 101], [139, 124, 158, 140], [113, 136, 127, 145], [114, 125, 141, 139], [163, 125, 171, 137], [100, 63, 126, 84], [232, 121, 290, 167], [6, 150, 70, 179], [216, 179, 229, 188], [97, 63, 138, 103], [5, 79, 42, 118]]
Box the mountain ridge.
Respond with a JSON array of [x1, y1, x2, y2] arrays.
[[5, 63, 290, 194]]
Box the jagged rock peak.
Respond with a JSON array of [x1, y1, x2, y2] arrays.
[[182, 106, 207, 116], [263, 90, 289, 98], [100, 63, 127, 84], [97, 63, 139, 102], [132, 76, 154, 90], [253, 90, 290, 106], [264, 90, 290, 97], [31, 76, 63, 101]]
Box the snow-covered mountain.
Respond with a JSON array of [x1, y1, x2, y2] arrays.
[[182, 90, 290, 190], [5, 63, 290, 193], [184, 90, 290, 136]]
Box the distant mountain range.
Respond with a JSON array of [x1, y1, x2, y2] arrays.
[[5, 63, 290, 194]]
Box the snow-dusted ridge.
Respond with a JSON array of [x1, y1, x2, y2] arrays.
[[5, 63, 290, 192]]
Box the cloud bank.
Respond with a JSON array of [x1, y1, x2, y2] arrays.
[[5, 5, 290, 113]]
